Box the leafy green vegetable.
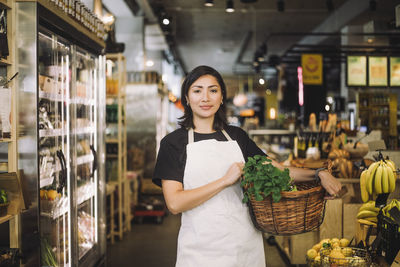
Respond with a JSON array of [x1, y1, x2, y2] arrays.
[[241, 155, 297, 203], [0, 189, 8, 204]]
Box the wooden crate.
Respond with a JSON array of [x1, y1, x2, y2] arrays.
[[355, 221, 377, 246]]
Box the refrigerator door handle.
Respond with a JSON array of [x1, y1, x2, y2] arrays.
[[90, 145, 97, 177], [56, 150, 67, 193]]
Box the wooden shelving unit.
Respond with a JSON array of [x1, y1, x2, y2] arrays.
[[0, 0, 19, 251], [105, 53, 130, 241], [357, 92, 398, 149]]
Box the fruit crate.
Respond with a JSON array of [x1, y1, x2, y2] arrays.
[[377, 212, 400, 265]]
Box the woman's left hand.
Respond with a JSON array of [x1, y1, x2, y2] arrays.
[[318, 170, 342, 199]]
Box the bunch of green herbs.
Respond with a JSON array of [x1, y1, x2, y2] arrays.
[[241, 155, 296, 203]]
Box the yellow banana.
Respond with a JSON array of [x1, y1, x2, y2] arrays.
[[360, 170, 369, 203], [358, 219, 377, 226], [357, 210, 378, 219], [381, 164, 389, 193], [387, 167, 396, 193], [374, 165, 383, 194], [363, 216, 378, 223], [359, 202, 379, 213], [386, 159, 396, 172], [367, 162, 379, 194]]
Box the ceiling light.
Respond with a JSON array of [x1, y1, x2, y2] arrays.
[[102, 13, 115, 25], [162, 18, 170, 25], [204, 0, 214, 7], [226, 0, 235, 13], [277, 0, 284, 12], [146, 60, 154, 67], [259, 78, 265, 85]]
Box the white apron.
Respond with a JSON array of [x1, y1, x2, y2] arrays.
[[176, 128, 265, 267]]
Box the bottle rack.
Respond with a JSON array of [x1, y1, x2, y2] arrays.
[[105, 53, 130, 241]]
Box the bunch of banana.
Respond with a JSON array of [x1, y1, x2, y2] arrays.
[[357, 201, 379, 226], [382, 199, 400, 221], [364, 160, 396, 198]]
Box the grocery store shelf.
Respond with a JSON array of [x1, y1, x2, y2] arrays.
[[39, 128, 65, 138], [41, 199, 69, 219], [76, 154, 94, 165], [39, 91, 64, 102], [0, 215, 12, 225], [106, 154, 118, 159], [105, 139, 118, 144], [0, 138, 12, 143]]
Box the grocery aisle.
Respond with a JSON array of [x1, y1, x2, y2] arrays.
[[106, 213, 291, 267]]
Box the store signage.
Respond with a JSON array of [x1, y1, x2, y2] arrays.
[[347, 56, 367, 86], [368, 56, 388, 86], [301, 54, 323, 85], [390, 57, 400, 86]]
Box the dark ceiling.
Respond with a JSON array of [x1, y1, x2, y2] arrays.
[[146, 0, 400, 77]]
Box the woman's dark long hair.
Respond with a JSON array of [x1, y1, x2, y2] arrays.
[[178, 65, 228, 130]]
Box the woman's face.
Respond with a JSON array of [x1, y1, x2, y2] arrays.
[[187, 74, 223, 122]]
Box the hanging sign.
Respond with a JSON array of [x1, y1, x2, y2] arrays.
[[369, 56, 388, 86], [390, 57, 400, 87], [347, 56, 367, 86], [301, 54, 323, 85]]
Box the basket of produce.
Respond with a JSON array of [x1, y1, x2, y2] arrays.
[[306, 237, 368, 267], [241, 155, 326, 235], [318, 246, 371, 267]]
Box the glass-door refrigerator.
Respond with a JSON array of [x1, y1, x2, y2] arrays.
[[15, 2, 106, 266]]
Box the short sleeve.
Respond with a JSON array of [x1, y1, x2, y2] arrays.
[[245, 136, 266, 160], [152, 138, 185, 187]]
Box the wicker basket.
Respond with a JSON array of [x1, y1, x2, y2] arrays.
[[246, 181, 326, 235]]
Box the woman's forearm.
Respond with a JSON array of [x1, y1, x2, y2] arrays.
[[162, 177, 229, 215]]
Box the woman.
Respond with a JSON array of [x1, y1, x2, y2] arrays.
[[153, 65, 342, 267]]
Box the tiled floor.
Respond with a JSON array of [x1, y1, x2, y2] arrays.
[[106, 213, 291, 267]]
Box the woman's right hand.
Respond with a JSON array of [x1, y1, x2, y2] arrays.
[[223, 162, 245, 186]]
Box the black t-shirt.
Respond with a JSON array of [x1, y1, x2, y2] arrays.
[[152, 125, 266, 187]]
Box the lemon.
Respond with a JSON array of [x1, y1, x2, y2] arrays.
[[329, 250, 346, 264], [331, 238, 340, 243], [307, 249, 318, 259], [339, 238, 350, 247], [341, 247, 353, 257], [312, 243, 322, 252]]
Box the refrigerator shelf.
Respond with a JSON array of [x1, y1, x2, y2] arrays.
[[39, 91, 64, 102], [71, 98, 95, 106], [39, 128, 66, 138], [75, 126, 95, 135], [76, 154, 94, 165], [40, 176, 54, 188], [77, 182, 95, 206]]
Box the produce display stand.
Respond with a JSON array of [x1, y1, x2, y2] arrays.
[[274, 176, 400, 265], [105, 53, 130, 240]]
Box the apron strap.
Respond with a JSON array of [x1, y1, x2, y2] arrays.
[[221, 129, 232, 141], [188, 128, 232, 143], [188, 128, 194, 144]]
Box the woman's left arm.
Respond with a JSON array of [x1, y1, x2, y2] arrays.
[[270, 159, 342, 196]]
